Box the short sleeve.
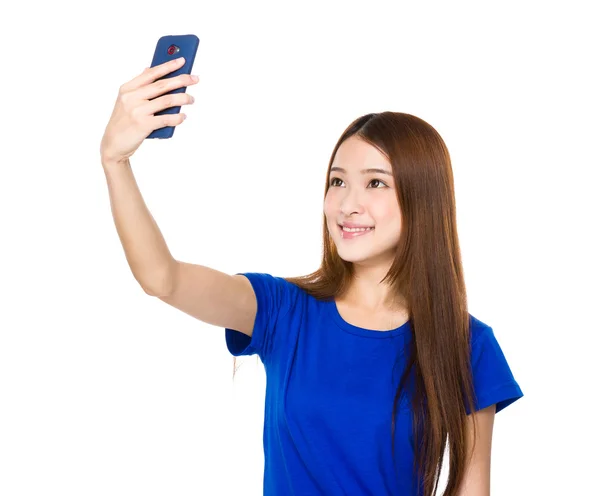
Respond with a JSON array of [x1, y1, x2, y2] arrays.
[[467, 325, 524, 414], [224, 272, 295, 362]]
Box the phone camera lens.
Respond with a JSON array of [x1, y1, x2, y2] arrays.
[[167, 45, 180, 56]]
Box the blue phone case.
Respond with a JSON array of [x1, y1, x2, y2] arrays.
[[146, 34, 199, 139]]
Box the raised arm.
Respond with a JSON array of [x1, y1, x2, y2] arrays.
[[100, 58, 257, 337]]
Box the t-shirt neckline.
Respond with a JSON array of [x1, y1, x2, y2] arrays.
[[326, 298, 411, 338]]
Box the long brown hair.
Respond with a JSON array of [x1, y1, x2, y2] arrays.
[[233, 112, 478, 495]]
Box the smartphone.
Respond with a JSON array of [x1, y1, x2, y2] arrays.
[[146, 34, 199, 139]]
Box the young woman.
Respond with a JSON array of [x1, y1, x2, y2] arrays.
[[101, 57, 524, 496]]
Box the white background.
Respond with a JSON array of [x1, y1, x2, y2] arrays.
[[1, 0, 598, 494]]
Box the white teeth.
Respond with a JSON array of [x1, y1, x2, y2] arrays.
[[341, 226, 374, 232]]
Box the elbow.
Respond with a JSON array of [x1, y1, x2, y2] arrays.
[[140, 263, 178, 297], [142, 283, 174, 298]]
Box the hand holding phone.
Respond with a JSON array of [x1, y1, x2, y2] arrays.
[[146, 34, 200, 139], [100, 35, 200, 165]]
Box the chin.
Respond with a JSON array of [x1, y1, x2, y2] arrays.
[[334, 247, 372, 263]]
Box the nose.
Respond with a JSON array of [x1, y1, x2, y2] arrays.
[[338, 187, 365, 216]]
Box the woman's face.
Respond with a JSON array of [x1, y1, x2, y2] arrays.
[[323, 136, 402, 266]]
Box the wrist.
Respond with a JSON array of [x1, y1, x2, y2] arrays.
[[101, 156, 130, 171]]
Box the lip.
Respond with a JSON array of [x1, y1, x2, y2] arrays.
[[339, 221, 374, 228], [338, 224, 375, 239]]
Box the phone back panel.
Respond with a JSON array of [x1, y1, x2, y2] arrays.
[[146, 34, 199, 139]]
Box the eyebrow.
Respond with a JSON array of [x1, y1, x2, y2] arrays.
[[329, 167, 393, 176]]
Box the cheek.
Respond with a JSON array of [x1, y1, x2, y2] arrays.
[[323, 195, 335, 216], [376, 204, 402, 228]]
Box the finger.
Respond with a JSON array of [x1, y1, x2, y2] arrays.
[[149, 112, 187, 130], [142, 91, 195, 116], [138, 73, 198, 102], [121, 57, 186, 93]]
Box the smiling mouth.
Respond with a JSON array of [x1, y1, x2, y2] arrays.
[[338, 225, 375, 232], [337, 225, 375, 238]]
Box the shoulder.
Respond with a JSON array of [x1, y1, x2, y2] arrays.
[[241, 272, 305, 312], [468, 313, 494, 347], [239, 272, 299, 293]]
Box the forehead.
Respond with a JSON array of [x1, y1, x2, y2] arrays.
[[331, 136, 391, 172]]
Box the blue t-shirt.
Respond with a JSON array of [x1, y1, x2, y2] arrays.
[[225, 272, 524, 495]]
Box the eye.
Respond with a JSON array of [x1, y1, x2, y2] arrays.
[[328, 177, 388, 188], [368, 179, 387, 188]]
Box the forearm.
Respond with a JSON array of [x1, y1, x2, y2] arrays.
[[101, 158, 176, 295]]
